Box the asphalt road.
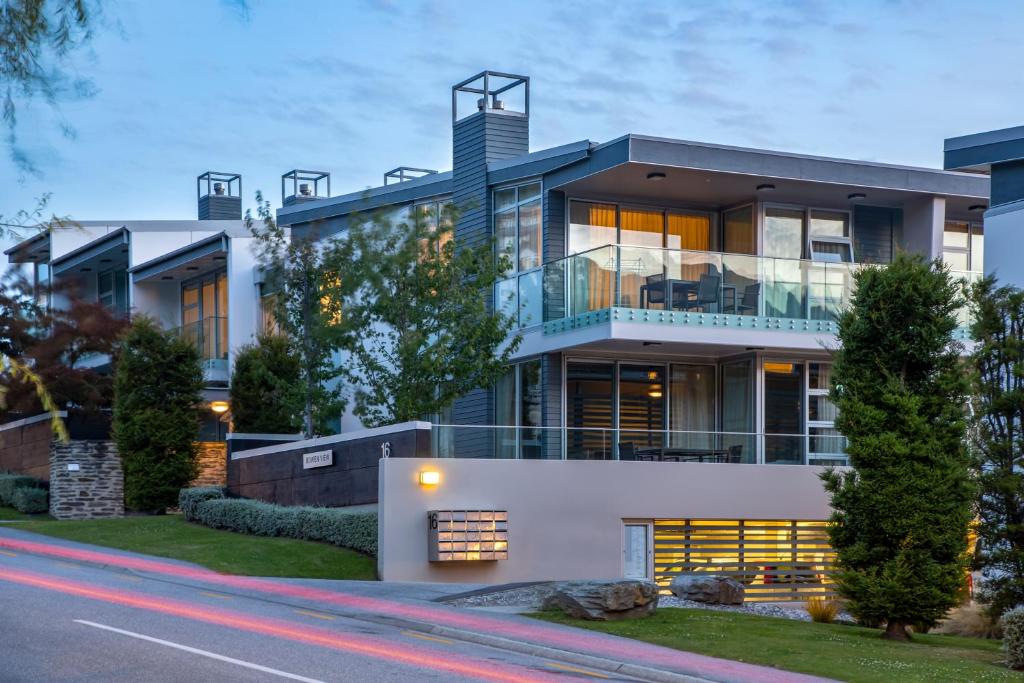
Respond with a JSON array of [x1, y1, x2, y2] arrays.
[[0, 527, 830, 683]]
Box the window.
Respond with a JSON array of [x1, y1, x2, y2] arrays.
[[181, 271, 228, 361], [33, 262, 50, 312], [568, 200, 713, 255], [722, 205, 755, 255], [943, 220, 983, 273], [808, 210, 854, 263], [97, 268, 128, 317], [259, 282, 280, 335], [494, 182, 544, 328], [494, 359, 544, 459], [806, 362, 844, 466], [763, 360, 804, 465]]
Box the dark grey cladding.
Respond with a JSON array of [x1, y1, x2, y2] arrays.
[[450, 109, 529, 453], [199, 194, 242, 220], [853, 206, 900, 265]]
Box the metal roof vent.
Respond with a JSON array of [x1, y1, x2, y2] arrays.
[[281, 170, 330, 206]]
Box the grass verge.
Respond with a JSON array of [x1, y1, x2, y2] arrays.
[[534, 607, 1019, 683], [0, 506, 38, 521], [9, 512, 376, 581]]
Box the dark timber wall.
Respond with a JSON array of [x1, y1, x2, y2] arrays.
[[450, 108, 530, 456], [854, 206, 901, 265], [227, 424, 432, 507], [0, 416, 54, 481]]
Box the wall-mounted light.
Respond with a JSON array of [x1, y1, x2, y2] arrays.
[[419, 470, 441, 487], [210, 400, 230, 414], [756, 183, 776, 192], [847, 192, 867, 201], [646, 171, 667, 181], [969, 204, 987, 212]]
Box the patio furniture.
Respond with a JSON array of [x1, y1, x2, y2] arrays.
[[734, 283, 760, 315], [618, 442, 638, 461], [680, 273, 721, 312], [640, 274, 689, 310]]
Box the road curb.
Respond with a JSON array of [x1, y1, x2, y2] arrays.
[[403, 620, 714, 683]]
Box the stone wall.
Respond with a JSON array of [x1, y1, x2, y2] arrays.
[[193, 441, 227, 488], [49, 440, 123, 520]]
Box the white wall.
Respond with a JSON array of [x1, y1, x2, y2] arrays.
[[226, 235, 260, 376], [378, 458, 833, 583], [49, 224, 121, 261], [902, 196, 945, 259], [984, 206, 1024, 287], [131, 281, 179, 328]]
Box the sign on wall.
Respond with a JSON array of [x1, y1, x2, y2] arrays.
[[302, 450, 333, 469], [428, 510, 508, 562]]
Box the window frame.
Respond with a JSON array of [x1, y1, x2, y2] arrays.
[[493, 180, 545, 329], [943, 220, 983, 273]]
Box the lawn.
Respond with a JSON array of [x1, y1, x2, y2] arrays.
[[8, 512, 376, 581], [534, 607, 1021, 683], [0, 506, 36, 521]]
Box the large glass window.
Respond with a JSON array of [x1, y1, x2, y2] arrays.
[[494, 183, 543, 329], [720, 359, 754, 463], [669, 364, 715, 450], [494, 359, 544, 459], [943, 220, 983, 273], [618, 365, 666, 452], [722, 205, 755, 255], [566, 361, 614, 460], [808, 210, 854, 263], [807, 362, 844, 466], [98, 268, 128, 317], [764, 360, 804, 465], [568, 200, 712, 255], [181, 271, 228, 361]]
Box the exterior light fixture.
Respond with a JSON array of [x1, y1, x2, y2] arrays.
[[186, 266, 200, 271], [419, 470, 441, 487], [646, 172, 667, 181], [161, 276, 174, 280], [969, 204, 987, 212], [210, 400, 230, 414], [847, 192, 867, 201], [756, 183, 776, 192]]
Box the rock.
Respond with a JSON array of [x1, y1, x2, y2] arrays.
[[669, 574, 744, 605], [542, 580, 659, 621]]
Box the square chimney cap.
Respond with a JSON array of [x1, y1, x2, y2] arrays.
[[197, 172, 241, 200], [282, 169, 330, 203], [452, 71, 528, 123], [384, 167, 438, 185]]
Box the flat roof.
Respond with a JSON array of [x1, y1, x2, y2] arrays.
[[944, 124, 1024, 172]]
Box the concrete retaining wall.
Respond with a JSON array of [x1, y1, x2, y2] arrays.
[[228, 421, 433, 507]]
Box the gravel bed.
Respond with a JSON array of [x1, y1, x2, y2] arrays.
[[449, 583, 854, 624]]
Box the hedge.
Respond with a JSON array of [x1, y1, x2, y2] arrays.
[[11, 487, 48, 514], [1003, 607, 1024, 670], [0, 474, 47, 512], [178, 487, 377, 556]]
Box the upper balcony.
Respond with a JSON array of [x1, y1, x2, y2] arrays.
[[498, 245, 975, 352]]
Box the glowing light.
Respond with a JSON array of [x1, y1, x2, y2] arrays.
[[763, 362, 795, 374], [210, 401, 230, 414], [418, 470, 440, 486]]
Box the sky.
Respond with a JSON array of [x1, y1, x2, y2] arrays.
[[1, 0, 1023, 240]]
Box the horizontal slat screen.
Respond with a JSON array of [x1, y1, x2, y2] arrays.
[[654, 519, 836, 602]]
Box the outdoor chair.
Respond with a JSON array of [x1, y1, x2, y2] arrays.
[[735, 283, 760, 315], [680, 273, 721, 312]]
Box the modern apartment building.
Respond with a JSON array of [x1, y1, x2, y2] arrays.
[[271, 72, 994, 591], [5, 172, 263, 439]]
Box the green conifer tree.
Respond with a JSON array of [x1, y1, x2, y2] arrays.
[[822, 253, 974, 640]]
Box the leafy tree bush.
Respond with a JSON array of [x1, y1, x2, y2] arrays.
[[11, 486, 47, 514], [113, 318, 204, 512], [1003, 607, 1024, 670], [969, 278, 1024, 619], [0, 473, 42, 506], [822, 254, 974, 641], [229, 334, 303, 434]]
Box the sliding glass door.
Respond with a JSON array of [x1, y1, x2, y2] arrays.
[[669, 365, 715, 450], [618, 365, 666, 452], [566, 362, 615, 460], [764, 360, 805, 464]]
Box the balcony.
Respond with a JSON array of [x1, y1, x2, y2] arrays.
[[498, 245, 858, 335], [431, 425, 848, 466], [174, 316, 228, 381]]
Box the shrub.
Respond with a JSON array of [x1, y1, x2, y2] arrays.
[[936, 603, 1001, 639], [1002, 607, 1024, 669], [11, 486, 48, 514], [184, 493, 377, 556], [178, 486, 225, 521], [0, 474, 40, 506], [807, 597, 841, 624], [113, 318, 204, 512], [230, 335, 303, 434]]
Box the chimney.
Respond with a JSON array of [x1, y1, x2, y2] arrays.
[[282, 170, 330, 206], [197, 172, 242, 220], [451, 71, 529, 251]]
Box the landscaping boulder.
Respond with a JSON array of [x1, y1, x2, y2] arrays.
[[669, 574, 744, 605], [542, 580, 659, 621]]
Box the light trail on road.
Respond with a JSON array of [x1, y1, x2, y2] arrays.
[[0, 566, 565, 683], [0, 535, 829, 683]]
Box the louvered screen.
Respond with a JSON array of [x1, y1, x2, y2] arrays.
[[654, 519, 836, 602]]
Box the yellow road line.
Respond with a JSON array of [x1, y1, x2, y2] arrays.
[[0, 550, 17, 558], [401, 630, 455, 645], [294, 609, 336, 621], [199, 591, 231, 600], [546, 662, 611, 679]]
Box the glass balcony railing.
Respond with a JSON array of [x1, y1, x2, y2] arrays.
[[174, 316, 228, 364], [430, 424, 848, 465]]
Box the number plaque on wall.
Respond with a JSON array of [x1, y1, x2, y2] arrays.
[[427, 510, 508, 561]]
